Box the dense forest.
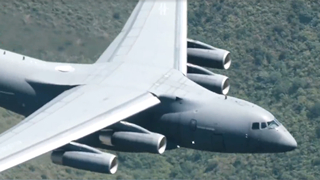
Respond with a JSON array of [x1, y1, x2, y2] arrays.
[[0, 0, 320, 179]]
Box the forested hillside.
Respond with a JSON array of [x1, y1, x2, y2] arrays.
[[0, 0, 320, 179]]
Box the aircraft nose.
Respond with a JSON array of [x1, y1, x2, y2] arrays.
[[276, 127, 297, 152], [279, 132, 297, 151], [259, 126, 297, 153]]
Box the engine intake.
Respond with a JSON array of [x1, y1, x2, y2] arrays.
[[51, 151, 118, 174], [187, 48, 231, 70], [187, 73, 230, 95], [99, 131, 167, 154]]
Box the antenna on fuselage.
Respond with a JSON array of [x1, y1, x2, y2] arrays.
[[225, 95, 227, 100]]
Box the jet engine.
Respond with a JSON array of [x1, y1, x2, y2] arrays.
[[187, 38, 215, 49], [187, 48, 231, 70], [187, 73, 230, 95], [187, 38, 231, 70], [99, 131, 167, 154], [51, 151, 118, 174], [187, 63, 215, 75]]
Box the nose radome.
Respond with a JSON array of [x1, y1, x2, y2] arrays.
[[280, 132, 297, 151]]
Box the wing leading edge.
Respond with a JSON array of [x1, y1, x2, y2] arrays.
[[0, 0, 188, 173], [95, 0, 187, 75], [0, 86, 160, 172]]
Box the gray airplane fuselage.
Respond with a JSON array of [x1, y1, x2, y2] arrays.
[[0, 50, 296, 154]]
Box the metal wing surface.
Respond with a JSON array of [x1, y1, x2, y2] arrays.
[[0, 86, 160, 172], [95, 0, 188, 75], [0, 0, 188, 173]]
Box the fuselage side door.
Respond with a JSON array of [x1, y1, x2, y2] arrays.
[[247, 122, 262, 152]]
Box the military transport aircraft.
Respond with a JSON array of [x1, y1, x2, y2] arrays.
[[0, 0, 296, 175]]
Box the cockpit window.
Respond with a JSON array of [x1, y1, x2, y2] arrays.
[[252, 122, 259, 130], [274, 119, 281, 125], [261, 122, 267, 129], [267, 120, 280, 129]]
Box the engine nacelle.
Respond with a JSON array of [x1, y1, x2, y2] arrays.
[[187, 73, 230, 95], [187, 38, 215, 49], [99, 131, 167, 154], [187, 48, 231, 70], [187, 63, 214, 75], [51, 151, 118, 174]]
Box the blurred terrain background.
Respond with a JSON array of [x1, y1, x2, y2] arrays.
[[0, 0, 320, 179]]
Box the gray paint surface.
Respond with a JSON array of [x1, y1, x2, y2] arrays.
[[0, 0, 296, 174]]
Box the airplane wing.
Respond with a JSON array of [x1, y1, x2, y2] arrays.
[[95, 0, 188, 75], [0, 0, 188, 173], [0, 85, 160, 172]]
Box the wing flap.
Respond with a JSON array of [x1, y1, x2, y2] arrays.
[[0, 86, 160, 172]]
